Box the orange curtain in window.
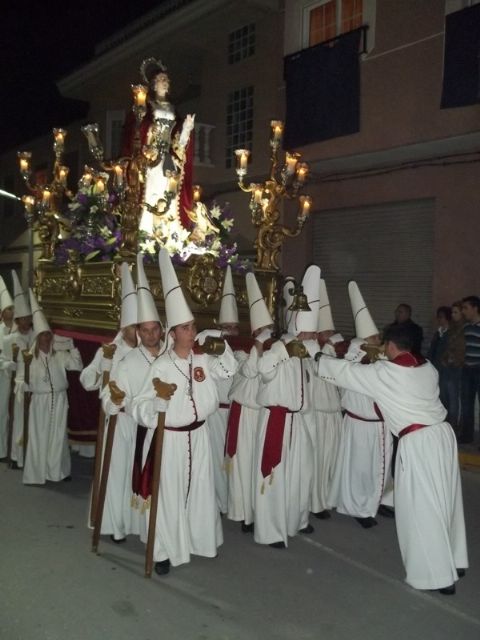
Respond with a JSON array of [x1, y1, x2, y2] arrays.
[[341, 0, 363, 34], [309, 1, 337, 46]]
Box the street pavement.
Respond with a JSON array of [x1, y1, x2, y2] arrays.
[[1, 454, 479, 640]]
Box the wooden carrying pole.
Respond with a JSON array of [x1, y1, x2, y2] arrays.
[[22, 350, 33, 459], [89, 343, 117, 527], [91, 380, 125, 552], [145, 378, 177, 578], [7, 343, 19, 468]]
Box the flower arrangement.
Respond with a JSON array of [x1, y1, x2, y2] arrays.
[[139, 202, 251, 272], [54, 180, 122, 265]]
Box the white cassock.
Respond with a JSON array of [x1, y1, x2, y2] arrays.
[[254, 342, 314, 546], [131, 345, 237, 567], [226, 347, 261, 526], [80, 333, 135, 539], [0, 330, 34, 466], [102, 344, 161, 540], [328, 384, 393, 518], [306, 343, 343, 514], [207, 372, 234, 515], [318, 354, 468, 590], [0, 325, 18, 458], [19, 345, 83, 484]]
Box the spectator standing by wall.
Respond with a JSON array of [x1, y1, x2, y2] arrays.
[[458, 296, 480, 445]]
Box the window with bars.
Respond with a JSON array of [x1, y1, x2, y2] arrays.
[[228, 23, 256, 64], [308, 0, 363, 47], [225, 86, 254, 169]]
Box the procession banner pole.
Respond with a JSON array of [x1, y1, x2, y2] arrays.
[[90, 343, 117, 527], [145, 378, 176, 578], [91, 380, 125, 552], [7, 343, 19, 468]]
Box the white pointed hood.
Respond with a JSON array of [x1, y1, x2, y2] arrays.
[[136, 253, 161, 324], [12, 270, 31, 319], [0, 276, 13, 312], [282, 276, 296, 330], [158, 248, 193, 328], [29, 289, 51, 337], [120, 262, 138, 328], [245, 272, 273, 334], [288, 265, 321, 335], [218, 265, 238, 325], [318, 278, 335, 332], [348, 281, 378, 339]]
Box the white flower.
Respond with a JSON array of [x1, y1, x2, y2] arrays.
[[68, 202, 81, 211], [89, 205, 99, 214], [221, 218, 234, 231], [210, 205, 222, 220]]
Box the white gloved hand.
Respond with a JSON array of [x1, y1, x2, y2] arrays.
[[153, 397, 168, 413], [256, 328, 272, 344], [281, 332, 296, 345], [108, 403, 121, 416], [6, 361, 17, 372], [303, 339, 320, 358], [345, 338, 367, 362], [329, 333, 344, 345], [100, 358, 113, 373], [195, 329, 222, 346]]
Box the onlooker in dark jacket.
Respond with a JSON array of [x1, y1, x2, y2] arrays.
[[458, 295, 480, 444], [387, 303, 424, 355]]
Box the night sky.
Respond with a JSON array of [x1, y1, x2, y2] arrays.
[[1, 1, 161, 154]]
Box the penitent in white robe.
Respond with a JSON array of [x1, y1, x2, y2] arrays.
[[254, 342, 313, 546], [0, 325, 18, 458], [131, 345, 237, 568], [102, 344, 161, 540], [318, 354, 468, 590], [306, 343, 343, 514], [0, 329, 34, 466], [226, 347, 261, 526], [19, 345, 83, 484], [80, 333, 135, 539]]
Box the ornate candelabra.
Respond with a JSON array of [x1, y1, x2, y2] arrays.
[[234, 120, 312, 271], [17, 129, 73, 265]]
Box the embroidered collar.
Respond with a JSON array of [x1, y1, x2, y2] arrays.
[[392, 352, 426, 367]]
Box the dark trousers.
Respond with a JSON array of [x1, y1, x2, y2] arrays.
[[439, 367, 462, 430], [460, 366, 480, 439]]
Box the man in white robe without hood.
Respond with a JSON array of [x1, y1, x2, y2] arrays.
[[102, 254, 164, 541], [327, 282, 393, 528], [81, 262, 139, 541], [316, 322, 468, 594], [130, 249, 237, 575], [19, 290, 82, 484]]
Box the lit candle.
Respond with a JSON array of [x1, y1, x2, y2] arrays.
[[57, 165, 69, 186], [114, 164, 124, 187], [82, 166, 94, 187], [193, 185, 202, 202], [296, 162, 309, 184], [53, 128, 66, 153], [235, 149, 250, 175], [17, 151, 32, 175], [94, 177, 105, 194], [285, 152, 299, 176], [42, 189, 51, 206], [270, 120, 284, 144], [253, 185, 263, 204], [132, 84, 148, 107], [22, 195, 35, 214], [81, 123, 100, 150], [299, 195, 312, 217]]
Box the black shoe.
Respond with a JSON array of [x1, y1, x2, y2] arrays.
[[63, 475, 72, 482], [457, 568, 466, 578], [299, 524, 314, 534], [154, 559, 170, 576], [355, 517, 378, 529], [438, 585, 456, 595], [110, 535, 126, 544], [312, 510, 331, 520], [457, 435, 473, 444], [241, 522, 254, 533], [8, 461, 20, 470], [377, 505, 395, 519], [269, 541, 286, 549]]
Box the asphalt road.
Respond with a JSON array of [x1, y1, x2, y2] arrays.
[[1, 454, 479, 640]]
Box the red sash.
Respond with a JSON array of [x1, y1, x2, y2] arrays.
[[399, 423, 428, 439], [261, 406, 290, 479], [225, 401, 242, 458]]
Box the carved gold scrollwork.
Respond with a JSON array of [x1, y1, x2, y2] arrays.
[[82, 277, 114, 296], [186, 255, 222, 307], [63, 307, 84, 318]]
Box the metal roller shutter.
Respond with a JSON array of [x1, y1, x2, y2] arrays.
[[312, 198, 434, 347]]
